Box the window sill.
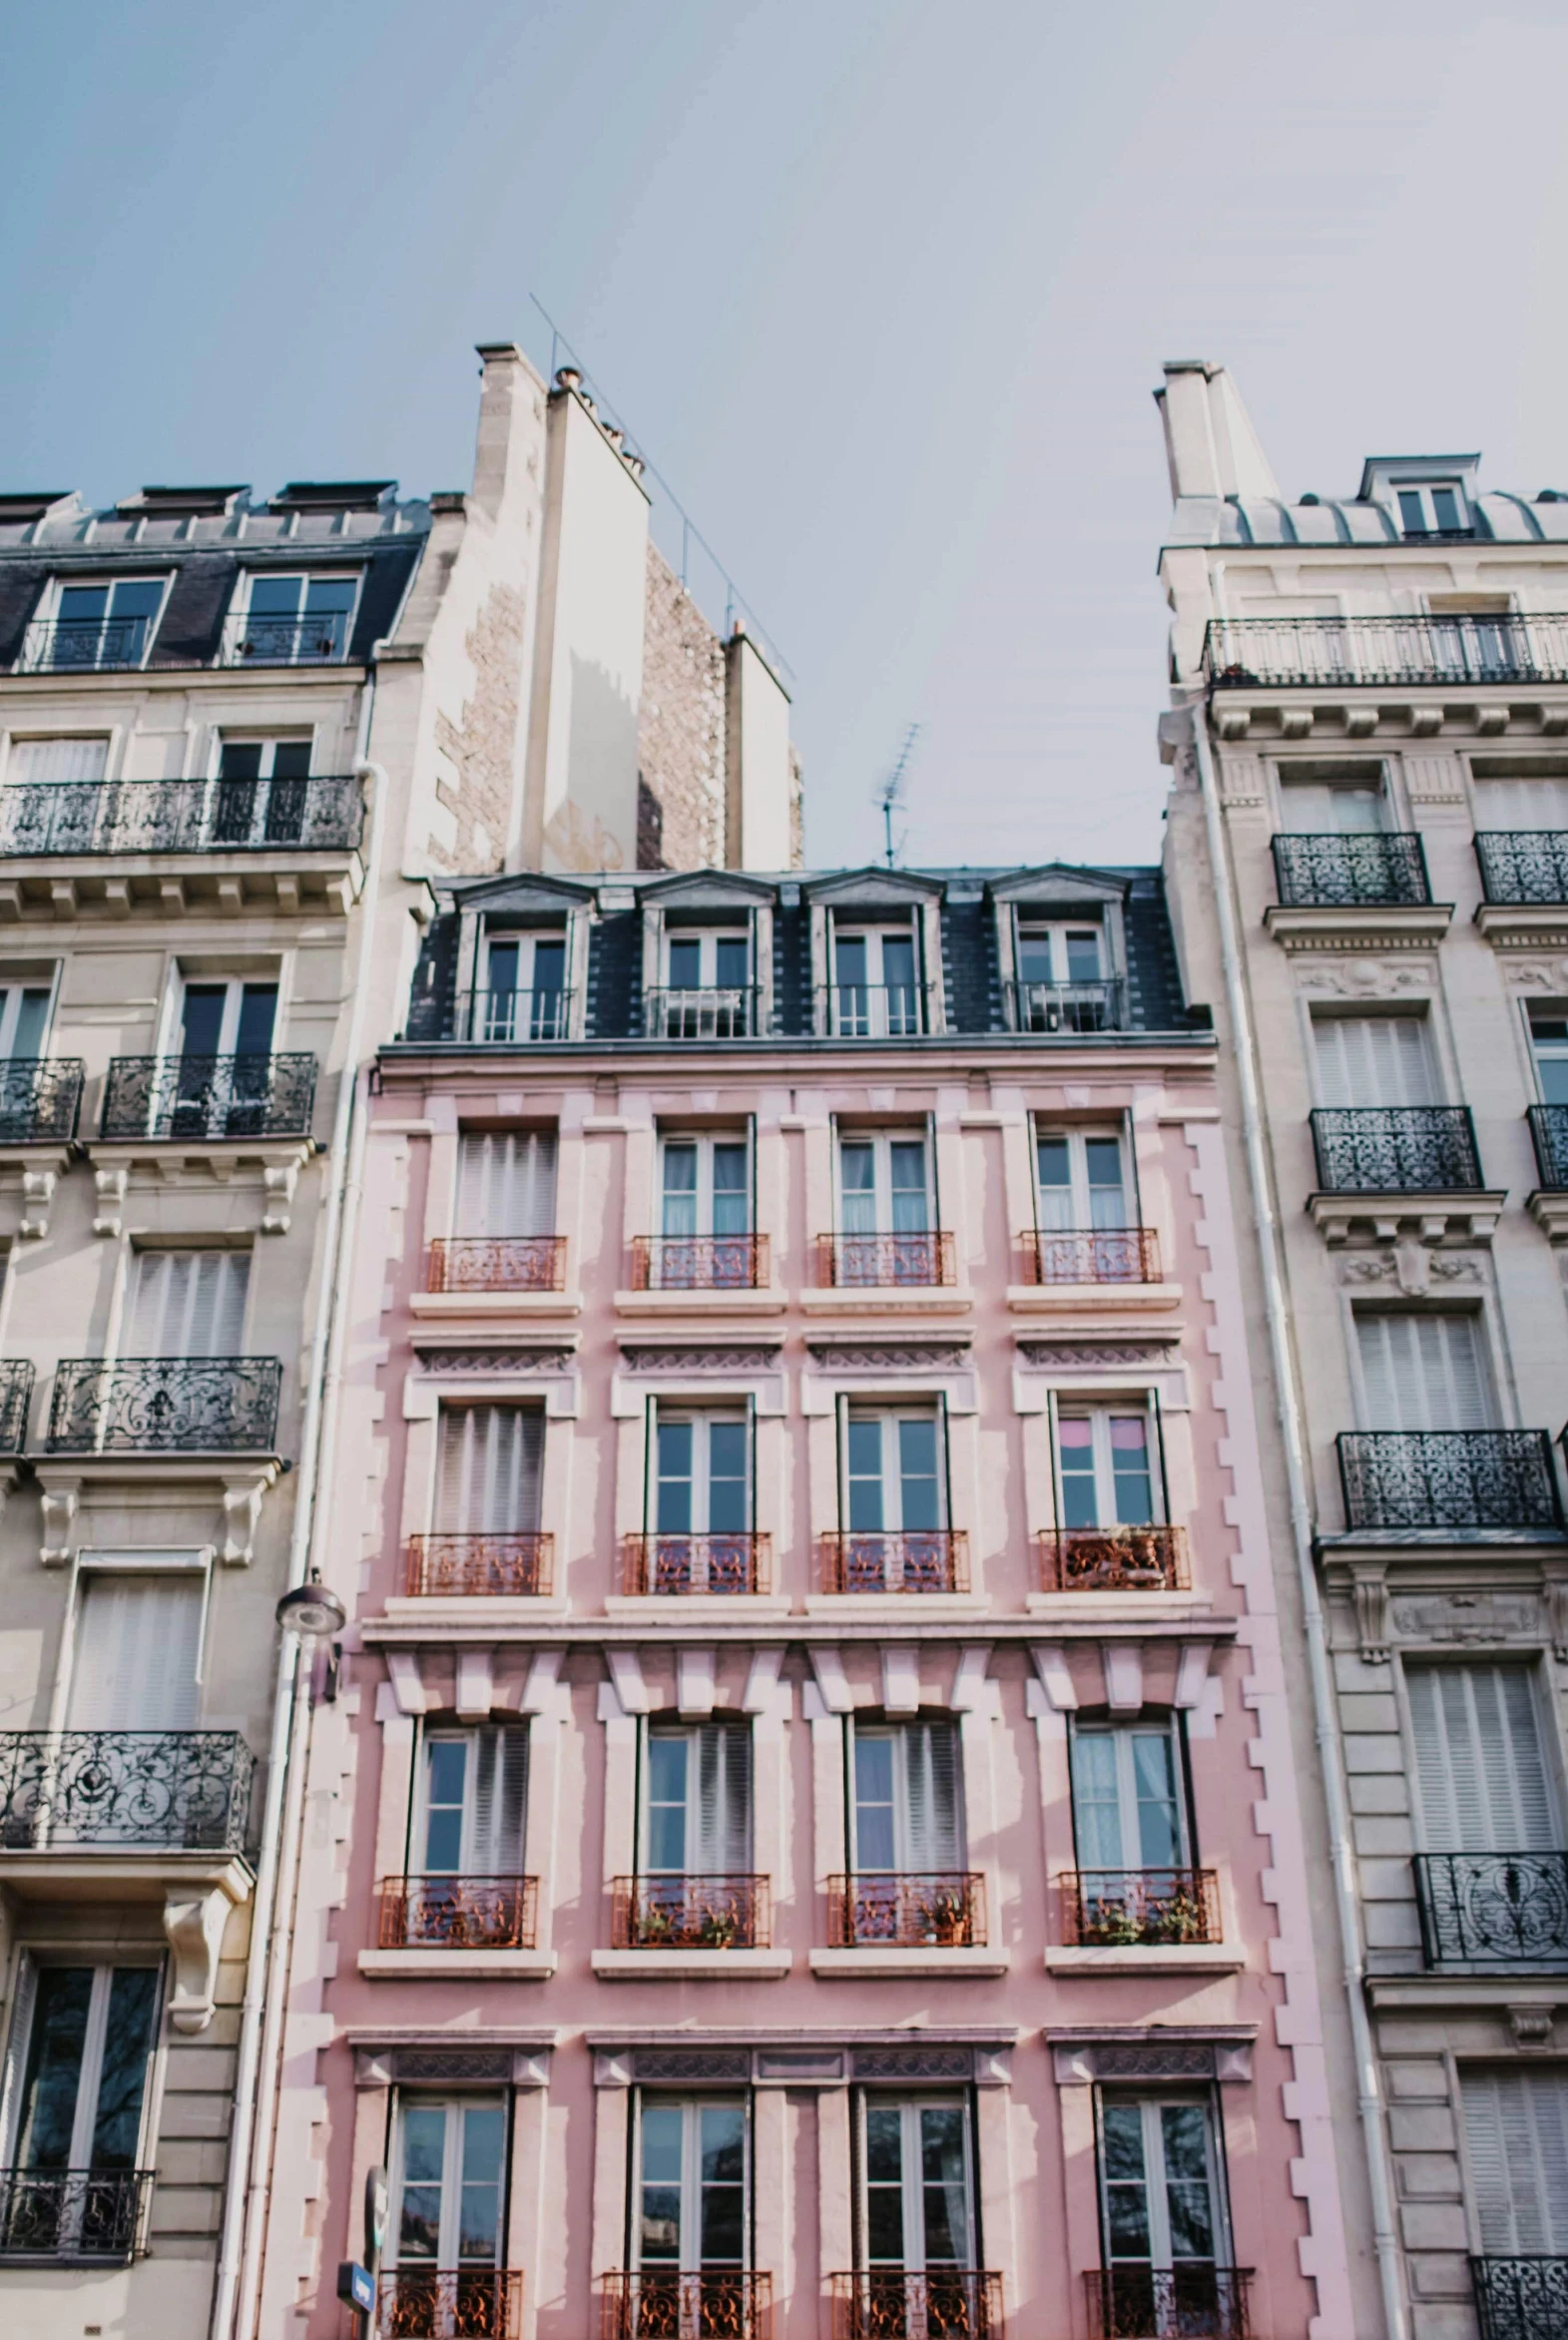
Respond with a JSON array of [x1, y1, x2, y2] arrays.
[[1261, 901, 1453, 949], [1025, 1589, 1221, 1625], [614, 1288, 785, 1317], [603, 1594, 792, 1618], [380, 1595, 572, 1622], [1475, 900, 1568, 948], [802, 1593, 991, 1617], [807, 1946, 1008, 1978], [407, 1290, 581, 1320], [799, 1286, 972, 1317], [1007, 1282, 1182, 1316], [590, 1948, 792, 1980], [1044, 1943, 1244, 1975], [1307, 1190, 1504, 1247], [357, 1948, 558, 1980], [1529, 1189, 1568, 1244]]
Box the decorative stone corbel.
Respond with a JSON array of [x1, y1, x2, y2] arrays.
[[220, 1474, 269, 1566], [1507, 2005, 1555, 2051], [1351, 1562, 1391, 1663], [261, 1160, 299, 1236], [39, 1477, 81, 1567], [1544, 1572, 1568, 1664], [92, 1164, 129, 1238], [18, 1166, 57, 1241], [163, 1886, 233, 2034]]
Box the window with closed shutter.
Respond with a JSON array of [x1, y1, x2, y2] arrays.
[[1312, 1014, 1437, 1107], [1462, 2071, 1568, 2255], [1406, 1665, 1557, 1852], [1472, 776, 1568, 833], [129, 1250, 250, 1359], [435, 1406, 543, 1533], [7, 736, 110, 785], [455, 1132, 556, 1239], [1354, 1311, 1493, 1430], [67, 1574, 203, 1730], [851, 1721, 962, 1871], [644, 1723, 752, 1873]]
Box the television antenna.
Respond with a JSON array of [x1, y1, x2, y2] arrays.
[[875, 723, 922, 868]]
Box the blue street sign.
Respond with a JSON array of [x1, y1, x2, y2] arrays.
[[337, 2261, 375, 2314]]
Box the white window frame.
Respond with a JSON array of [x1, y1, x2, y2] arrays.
[[1015, 920, 1106, 985], [847, 1719, 966, 1874], [1307, 1007, 1441, 1110], [1031, 1121, 1133, 1232], [1394, 482, 1470, 537], [432, 1402, 545, 1535], [229, 567, 362, 665], [657, 1130, 753, 1240], [855, 2094, 976, 2270], [649, 1406, 753, 1537], [0, 1955, 164, 2184], [639, 1720, 753, 1876], [1276, 772, 1388, 833], [631, 2093, 752, 2273], [1526, 1006, 1568, 1105], [661, 930, 751, 989], [1069, 1715, 1192, 1871], [1399, 1659, 1561, 1856], [29, 574, 172, 674], [477, 930, 569, 1041], [828, 921, 923, 1036], [1051, 1397, 1164, 1529], [387, 2092, 509, 2274], [834, 1128, 933, 1237], [0, 969, 58, 1061], [410, 1723, 530, 1877], [1096, 2093, 1232, 2273], [210, 733, 316, 781], [839, 1405, 947, 1534]]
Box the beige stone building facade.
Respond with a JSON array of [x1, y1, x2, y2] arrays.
[[1158, 360, 1568, 2340]]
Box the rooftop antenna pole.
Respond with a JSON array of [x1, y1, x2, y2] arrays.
[[876, 723, 921, 868]]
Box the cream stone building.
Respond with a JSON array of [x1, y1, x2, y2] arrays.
[[0, 341, 797, 2340], [1158, 360, 1568, 2340]]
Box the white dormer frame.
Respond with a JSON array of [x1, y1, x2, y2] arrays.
[[802, 872, 946, 1038], [450, 879, 595, 1042], [988, 869, 1128, 1031], [637, 876, 778, 1037], [1358, 456, 1481, 541]]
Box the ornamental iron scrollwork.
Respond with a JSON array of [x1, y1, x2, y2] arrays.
[[601, 2269, 773, 2340], [0, 1360, 34, 1453], [828, 2269, 1002, 2340], [826, 1873, 985, 1948], [629, 1236, 769, 1291], [1310, 1106, 1483, 1192], [405, 1534, 553, 1598], [427, 1238, 567, 1293], [1205, 610, 1557, 688], [1413, 1852, 1568, 1967], [1020, 1227, 1161, 1284], [377, 2268, 523, 2340], [1336, 1431, 1562, 1531], [0, 1058, 83, 1143], [100, 1054, 316, 1142], [0, 1730, 256, 1851], [1476, 832, 1568, 905], [1528, 1106, 1568, 1191], [1059, 1869, 1222, 1948], [817, 1531, 968, 1595], [0, 2167, 155, 2261], [378, 1875, 538, 1950], [1039, 1526, 1189, 1593], [1084, 2265, 1253, 2339], [0, 774, 364, 855], [221, 611, 352, 667], [816, 1233, 955, 1288], [612, 1875, 771, 1950], [1471, 2255, 1568, 2340], [1272, 833, 1430, 907], [46, 1356, 282, 1452], [621, 1534, 770, 1596]]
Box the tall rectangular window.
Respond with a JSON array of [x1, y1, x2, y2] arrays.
[[636, 2097, 747, 2269], [1406, 1665, 1556, 1853], [838, 1133, 930, 1236], [1311, 1013, 1437, 1107], [830, 927, 920, 1036], [1528, 1011, 1568, 1106], [643, 1723, 752, 1875], [234, 572, 358, 664], [1099, 2098, 1226, 2274], [479, 934, 567, 1041], [41, 579, 165, 671], [3, 1960, 161, 2254], [1035, 1128, 1129, 1231], [435, 1406, 544, 1534], [1055, 1407, 1156, 1529], [66, 1573, 203, 1733], [843, 1410, 943, 1533], [860, 2098, 975, 2270], [1462, 2072, 1568, 2256], [129, 1250, 250, 1359], [850, 1722, 962, 1873], [1071, 1719, 1189, 1872], [389, 2097, 507, 2275], [455, 1132, 556, 1238], [416, 1726, 529, 1876], [0, 982, 52, 1062], [654, 1412, 750, 1536], [1354, 1311, 1492, 1430]]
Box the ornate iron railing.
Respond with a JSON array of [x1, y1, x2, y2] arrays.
[[377, 2268, 523, 2339], [1309, 1106, 1483, 1192], [1476, 831, 1568, 905], [1413, 1852, 1568, 1967], [427, 1237, 567, 1292], [46, 1357, 282, 1452], [0, 1058, 83, 1143], [816, 1232, 955, 1287], [0, 1359, 35, 1454], [100, 1052, 316, 1142], [1085, 2265, 1253, 2338], [828, 2269, 1002, 2340], [645, 987, 761, 1040], [629, 1235, 769, 1291], [622, 1533, 770, 1596], [826, 1872, 985, 1948], [1039, 1525, 1189, 1592], [0, 774, 364, 855], [1471, 2255, 1568, 2340], [405, 1532, 553, 1598], [1007, 978, 1125, 1033], [602, 2270, 773, 2340], [1528, 1105, 1568, 1191], [0, 1730, 255, 1851], [612, 1874, 771, 1950], [1336, 1431, 1563, 1530], [1060, 1868, 1222, 1948], [447, 988, 575, 1044], [1020, 1227, 1160, 1284], [378, 1875, 538, 1951], [19, 615, 156, 672], [0, 2166, 155, 2260], [818, 1530, 968, 1594], [817, 983, 930, 1038], [220, 609, 352, 666], [1204, 610, 1568, 687], [1271, 832, 1430, 906]]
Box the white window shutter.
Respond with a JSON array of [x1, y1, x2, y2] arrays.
[[130, 1251, 250, 1358], [436, 1406, 543, 1532], [1472, 777, 1568, 831], [1355, 1313, 1491, 1431], [8, 736, 110, 784], [470, 1725, 529, 1870], [456, 1133, 557, 1238], [1313, 1015, 1435, 1108], [1408, 1665, 1555, 1852], [903, 1722, 962, 1870], [696, 1723, 752, 1873], [67, 1575, 203, 1731], [1462, 2071, 1568, 2254]]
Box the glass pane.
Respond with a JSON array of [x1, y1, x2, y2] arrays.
[[657, 1422, 694, 1533], [668, 938, 702, 990], [1057, 1417, 1099, 1529], [398, 2104, 447, 2259], [640, 2103, 683, 2261], [90, 1969, 159, 2167], [840, 1142, 876, 1234], [865, 2106, 904, 2263], [1072, 1733, 1126, 1869], [181, 984, 228, 1056], [303, 575, 357, 615], [889, 1143, 928, 1233], [1132, 1732, 1182, 1867], [897, 1418, 939, 1530], [854, 1734, 897, 1871], [531, 940, 566, 1014], [272, 742, 312, 779], [865, 2106, 903, 2183], [1432, 487, 1463, 533], [58, 586, 110, 625], [235, 983, 277, 1056], [11, 988, 50, 1061], [458, 2106, 505, 2262], [846, 1418, 885, 1531], [701, 2105, 746, 2263], [707, 1422, 749, 1533], [1110, 1416, 1153, 1525], [17, 1968, 93, 2169], [919, 2108, 968, 2263], [1017, 934, 1053, 984], [662, 1144, 699, 1238], [247, 576, 304, 619], [1162, 2106, 1215, 2258], [712, 1144, 749, 1235], [715, 938, 749, 988], [835, 936, 868, 986], [1101, 2104, 1151, 2259], [110, 581, 164, 621], [1397, 490, 1425, 535], [646, 1736, 689, 1871], [1037, 1138, 1071, 1189], [424, 1741, 467, 1873], [1065, 930, 1102, 982], [1085, 1138, 1126, 1228]]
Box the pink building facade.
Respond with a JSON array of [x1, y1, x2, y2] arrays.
[[257, 863, 1356, 2340]]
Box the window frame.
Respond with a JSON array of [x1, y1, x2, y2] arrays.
[[0, 1953, 165, 2185], [1526, 1004, 1568, 1107], [827, 917, 924, 1036], [637, 1719, 754, 1878], [853, 2091, 978, 2271], [661, 929, 752, 991], [846, 1716, 966, 1875], [431, 1400, 546, 1536], [229, 567, 362, 666], [1031, 1118, 1135, 1234], [477, 929, 569, 1042], [1394, 482, 1471, 539], [646, 1402, 754, 1538], [386, 2090, 511, 2275], [29, 574, 172, 674], [1094, 2089, 1233, 2274], [1068, 1710, 1196, 1873], [833, 1124, 935, 1238], [1049, 1394, 1166, 1530], [0, 966, 59, 1062], [656, 1127, 754, 1242], [837, 1400, 949, 1535], [630, 2090, 753, 2273], [408, 1720, 531, 1878]]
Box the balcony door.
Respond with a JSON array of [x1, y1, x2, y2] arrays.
[[1407, 1665, 1556, 1857], [213, 738, 313, 845], [0, 983, 51, 1065], [171, 979, 278, 1137], [844, 1411, 943, 1534], [66, 1572, 203, 1733], [644, 1724, 751, 1877], [850, 1722, 962, 1875], [654, 1412, 750, 1538], [636, 2096, 748, 2272], [480, 934, 566, 1040], [417, 1726, 529, 1878], [1279, 777, 1385, 832], [1098, 2097, 1228, 2319], [435, 1405, 544, 1535], [1, 1961, 160, 2254], [455, 1132, 557, 1239], [130, 1250, 250, 1361], [1311, 1012, 1437, 1107], [1071, 1719, 1189, 1873], [1354, 1311, 1493, 1431], [1035, 1128, 1128, 1232], [1528, 1011, 1568, 1106], [859, 2097, 974, 2271], [41, 578, 165, 672], [389, 2095, 507, 2288], [1055, 1406, 1157, 1529], [1462, 2071, 1568, 2257], [839, 1133, 930, 1238], [831, 926, 919, 1036]]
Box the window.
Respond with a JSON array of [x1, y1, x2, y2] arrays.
[[1311, 1012, 1437, 1107], [1278, 776, 1385, 833], [844, 1410, 944, 1533], [0, 980, 52, 1063], [1462, 2071, 1568, 2257], [66, 1572, 203, 1732], [1395, 483, 1469, 538], [644, 1724, 752, 1875], [455, 1132, 557, 1238], [129, 1250, 250, 1360], [653, 1412, 750, 1536], [1014, 921, 1112, 1031], [37, 579, 165, 671], [1407, 1665, 1557, 1854], [838, 1132, 930, 1236], [1071, 1718, 1189, 1871], [389, 2096, 507, 2279], [859, 2098, 975, 2270], [211, 739, 314, 846], [1035, 1127, 1129, 1232], [1055, 1407, 1157, 1529], [232, 571, 358, 665], [1099, 2097, 1228, 2281], [659, 1132, 751, 1254], [177, 977, 278, 1063], [1529, 1011, 1568, 1105], [636, 2097, 748, 2270], [656, 932, 753, 1038], [435, 1406, 544, 1534], [830, 926, 920, 1036], [4, 737, 109, 786], [478, 933, 567, 1042], [1018, 923, 1104, 986], [850, 1721, 963, 1874], [2, 1961, 161, 2256], [416, 1726, 529, 1876], [1471, 774, 1568, 833], [1354, 1311, 1492, 1430]]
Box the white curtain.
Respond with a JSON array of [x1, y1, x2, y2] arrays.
[[7, 736, 109, 784], [1462, 2071, 1568, 2254], [1312, 1014, 1436, 1107], [436, 1405, 544, 1532], [455, 1132, 557, 1238]]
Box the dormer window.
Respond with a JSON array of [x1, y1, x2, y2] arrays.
[[1394, 483, 1471, 540], [830, 928, 921, 1037], [650, 930, 754, 1039], [28, 577, 168, 673], [477, 932, 567, 1042], [1013, 922, 1116, 1032], [224, 571, 359, 665]]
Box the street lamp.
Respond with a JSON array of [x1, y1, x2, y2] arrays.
[[274, 1569, 347, 1645]]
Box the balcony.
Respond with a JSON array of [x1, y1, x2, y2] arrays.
[[220, 609, 351, 666], [1529, 1106, 1568, 1191], [0, 1058, 83, 1144], [818, 1530, 968, 1594], [46, 1357, 282, 1453], [817, 983, 930, 1038], [602, 2270, 773, 2340], [826, 1872, 985, 1948], [1309, 1106, 1483, 1192], [1472, 2256, 1568, 2340], [100, 1053, 316, 1143], [377, 2269, 523, 2340], [0, 1730, 256, 1852], [1476, 831, 1568, 905], [377, 1875, 538, 1951], [0, 774, 365, 857], [1007, 977, 1124, 1032], [1060, 1869, 1222, 1948], [18, 615, 155, 673], [1272, 832, 1430, 907], [0, 1360, 35, 1454], [0, 2167, 154, 2262], [611, 1874, 771, 1950], [815, 1232, 955, 1288], [1204, 610, 1568, 688], [445, 988, 575, 1044], [1084, 2265, 1253, 2339], [1019, 1227, 1160, 1285], [1413, 1852, 1568, 1968], [645, 986, 761, 1040], [1335, 1431, 1563, 1532], [630, 1235, 769, 1291], [405, 1532, 553, 1598], [427, 1237, 567, 1293], [622, 1532, 771, 1596], [829, 2270, 1001, 2340], [1039, 1525, 1189, 1593]]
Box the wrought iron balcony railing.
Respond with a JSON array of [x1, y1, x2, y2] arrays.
[[1059, 1868, 1222, 1948], [817, 983, 930, 1038], [19, 615, 156, 672], [612, 1874, 771, 1950], [1085, 2265, 1253, 2339], [1007, 977, 1124, 1033], [220, 609, 351, 666], [602, 2270, 774, 2340], [1472, 2255, 1568, 2340], [828, 2269, 1002, 2340], [1336, 1430, 1563, 1531], [1528, 1106, 1568, 1191], [444, 988, 575, 1044], [815, 1231, 955, 1287], [100, 1052, 316, 1142], [377, 1875, 538, 1951], [0, 774, 364, 856], [1039, 1524, 1189, 1593], [0, 1360, 35, 1454], [405, 1532, 553, 1598], [1204, 610, 1568, 688], [818, 1529, 969, 1594], [0, 2166, 155, 2261], [622, 1532, 771, 1596], [1413, 1851, 1568, 1968], [826, 1872, 985, 1948], [378, 2268, 523, 2340], [1272, 832, 1431, 906], [1019, 1227, 1161, 1284], [0, 1730, 256, 1852], [645, 987, 761, 1040], [1309, 1105, 1484, 1192], [629, 1235, 769, 1291], [0, 1058, 84, 1143], [46, 1357, 282, 1452], [426, 1236, 567, 1293], [1476, 831, 1568, 905]]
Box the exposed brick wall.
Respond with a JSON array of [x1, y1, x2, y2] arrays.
[[430, 578, 527, 873], [637, 545, 726, 870]]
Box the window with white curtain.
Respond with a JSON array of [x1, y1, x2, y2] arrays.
[[643, 1722, 752, 1875], [1278, 774, 1385, 832], [66, 1572, 203, 1731], [5, 737, 110, 785], [1406, 1664, 1557, 1853], [416, 1725, 529, 1876], [454, 1132, 556, 1238], [1035, 1127, 1129, 1232], [1462, 2071, 1568, 2256], [129, 1250, 250, 1358], [1353, 1311, 1493, 1431], [1070, 1718, 1190, 1871], [1311, 1013, 1438, 1107], [849, 1721, 963, 1873], [434, 1406, 543, 1533], [1471, 774, 1568, 832]]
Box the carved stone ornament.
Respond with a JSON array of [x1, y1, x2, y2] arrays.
[[163, 1886, 233, 2035], [619, 1346, 782, 1374], [1502, 957, 1568, 989], [1507, 2006, 1555, 2050], [1388, 1592, 1540, 1646], [1051, 2036, 1252, 2085], [1337, 1246, 1482, 1294], [1295, 957, 1433, 998], [628, 2049, 752, 2082], [1352, 1565, 1390, 1663], [419, 1347, 576, 1376], [806, 1343, 969, 1372], [92, 1164, 129, 1239], [852, 2048, 975, 2081], [1019, 1343, 1170, 1370]]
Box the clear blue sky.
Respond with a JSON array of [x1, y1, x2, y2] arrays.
[[4, 0, 1566, 870]]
